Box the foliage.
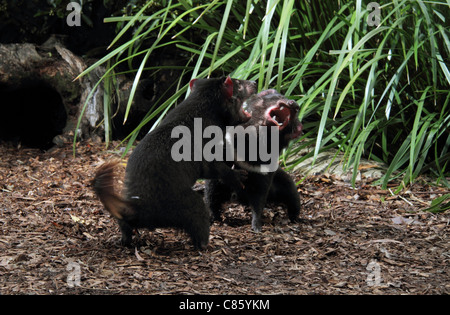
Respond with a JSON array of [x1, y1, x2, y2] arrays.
[[0, 0, 129, 54], [424, 194, 450, 213], [75, 0, 450, 190]]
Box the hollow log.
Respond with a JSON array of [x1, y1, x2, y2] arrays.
[[0, 36, 185, 150], [0, 36, 108, 149]]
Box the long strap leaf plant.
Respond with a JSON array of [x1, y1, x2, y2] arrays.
[[74, 0, 449, 203]]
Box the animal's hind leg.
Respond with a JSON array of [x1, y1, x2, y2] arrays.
[[246, 173, 273, 232], [177, 190, 211, 249], [118, 220, 133, 247], [268, 169, 300, 222], [204, 179, 232, 222]]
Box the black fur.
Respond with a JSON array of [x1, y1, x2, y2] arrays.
[[93, 77, 257, 249], [204, 90, 302, 232]]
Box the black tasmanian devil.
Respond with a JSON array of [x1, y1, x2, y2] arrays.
[[204, 89, 303, 232], [92, 76, 257, 249]]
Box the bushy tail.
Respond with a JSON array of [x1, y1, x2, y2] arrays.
[[92, 160, 133, 220]]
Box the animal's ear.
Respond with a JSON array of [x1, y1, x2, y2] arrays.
[[222, 76, 233, 99], [189, 78, 198, 91]]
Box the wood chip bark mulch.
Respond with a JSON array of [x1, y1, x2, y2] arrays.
[[0, 141, 448, 295]]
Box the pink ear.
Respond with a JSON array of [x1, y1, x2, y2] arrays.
[[223, 76, 233, 98], [189, 79, 197, 90]]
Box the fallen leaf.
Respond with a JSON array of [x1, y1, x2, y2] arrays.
[[391, 216, 423, 225], [135, 248, 145, 261], [70, 214, 84, 224]]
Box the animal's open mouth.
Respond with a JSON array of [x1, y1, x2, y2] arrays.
[[265, 102, 290, 130]]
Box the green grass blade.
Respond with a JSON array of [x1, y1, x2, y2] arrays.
[[208, 0, 234, 77]]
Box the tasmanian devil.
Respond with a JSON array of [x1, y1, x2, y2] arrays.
[[204, 89, 302, 232], [92, 76, 257, 249]]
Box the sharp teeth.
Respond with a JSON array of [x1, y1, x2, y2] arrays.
[[280, 105, 284, 110], [272, 115, 281, 124]]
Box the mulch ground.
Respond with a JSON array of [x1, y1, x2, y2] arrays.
[[0, 140, 448, 295]]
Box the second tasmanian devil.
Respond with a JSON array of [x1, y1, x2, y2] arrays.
[[204, 89, 302, 232], [92, 76, 257, 249]]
